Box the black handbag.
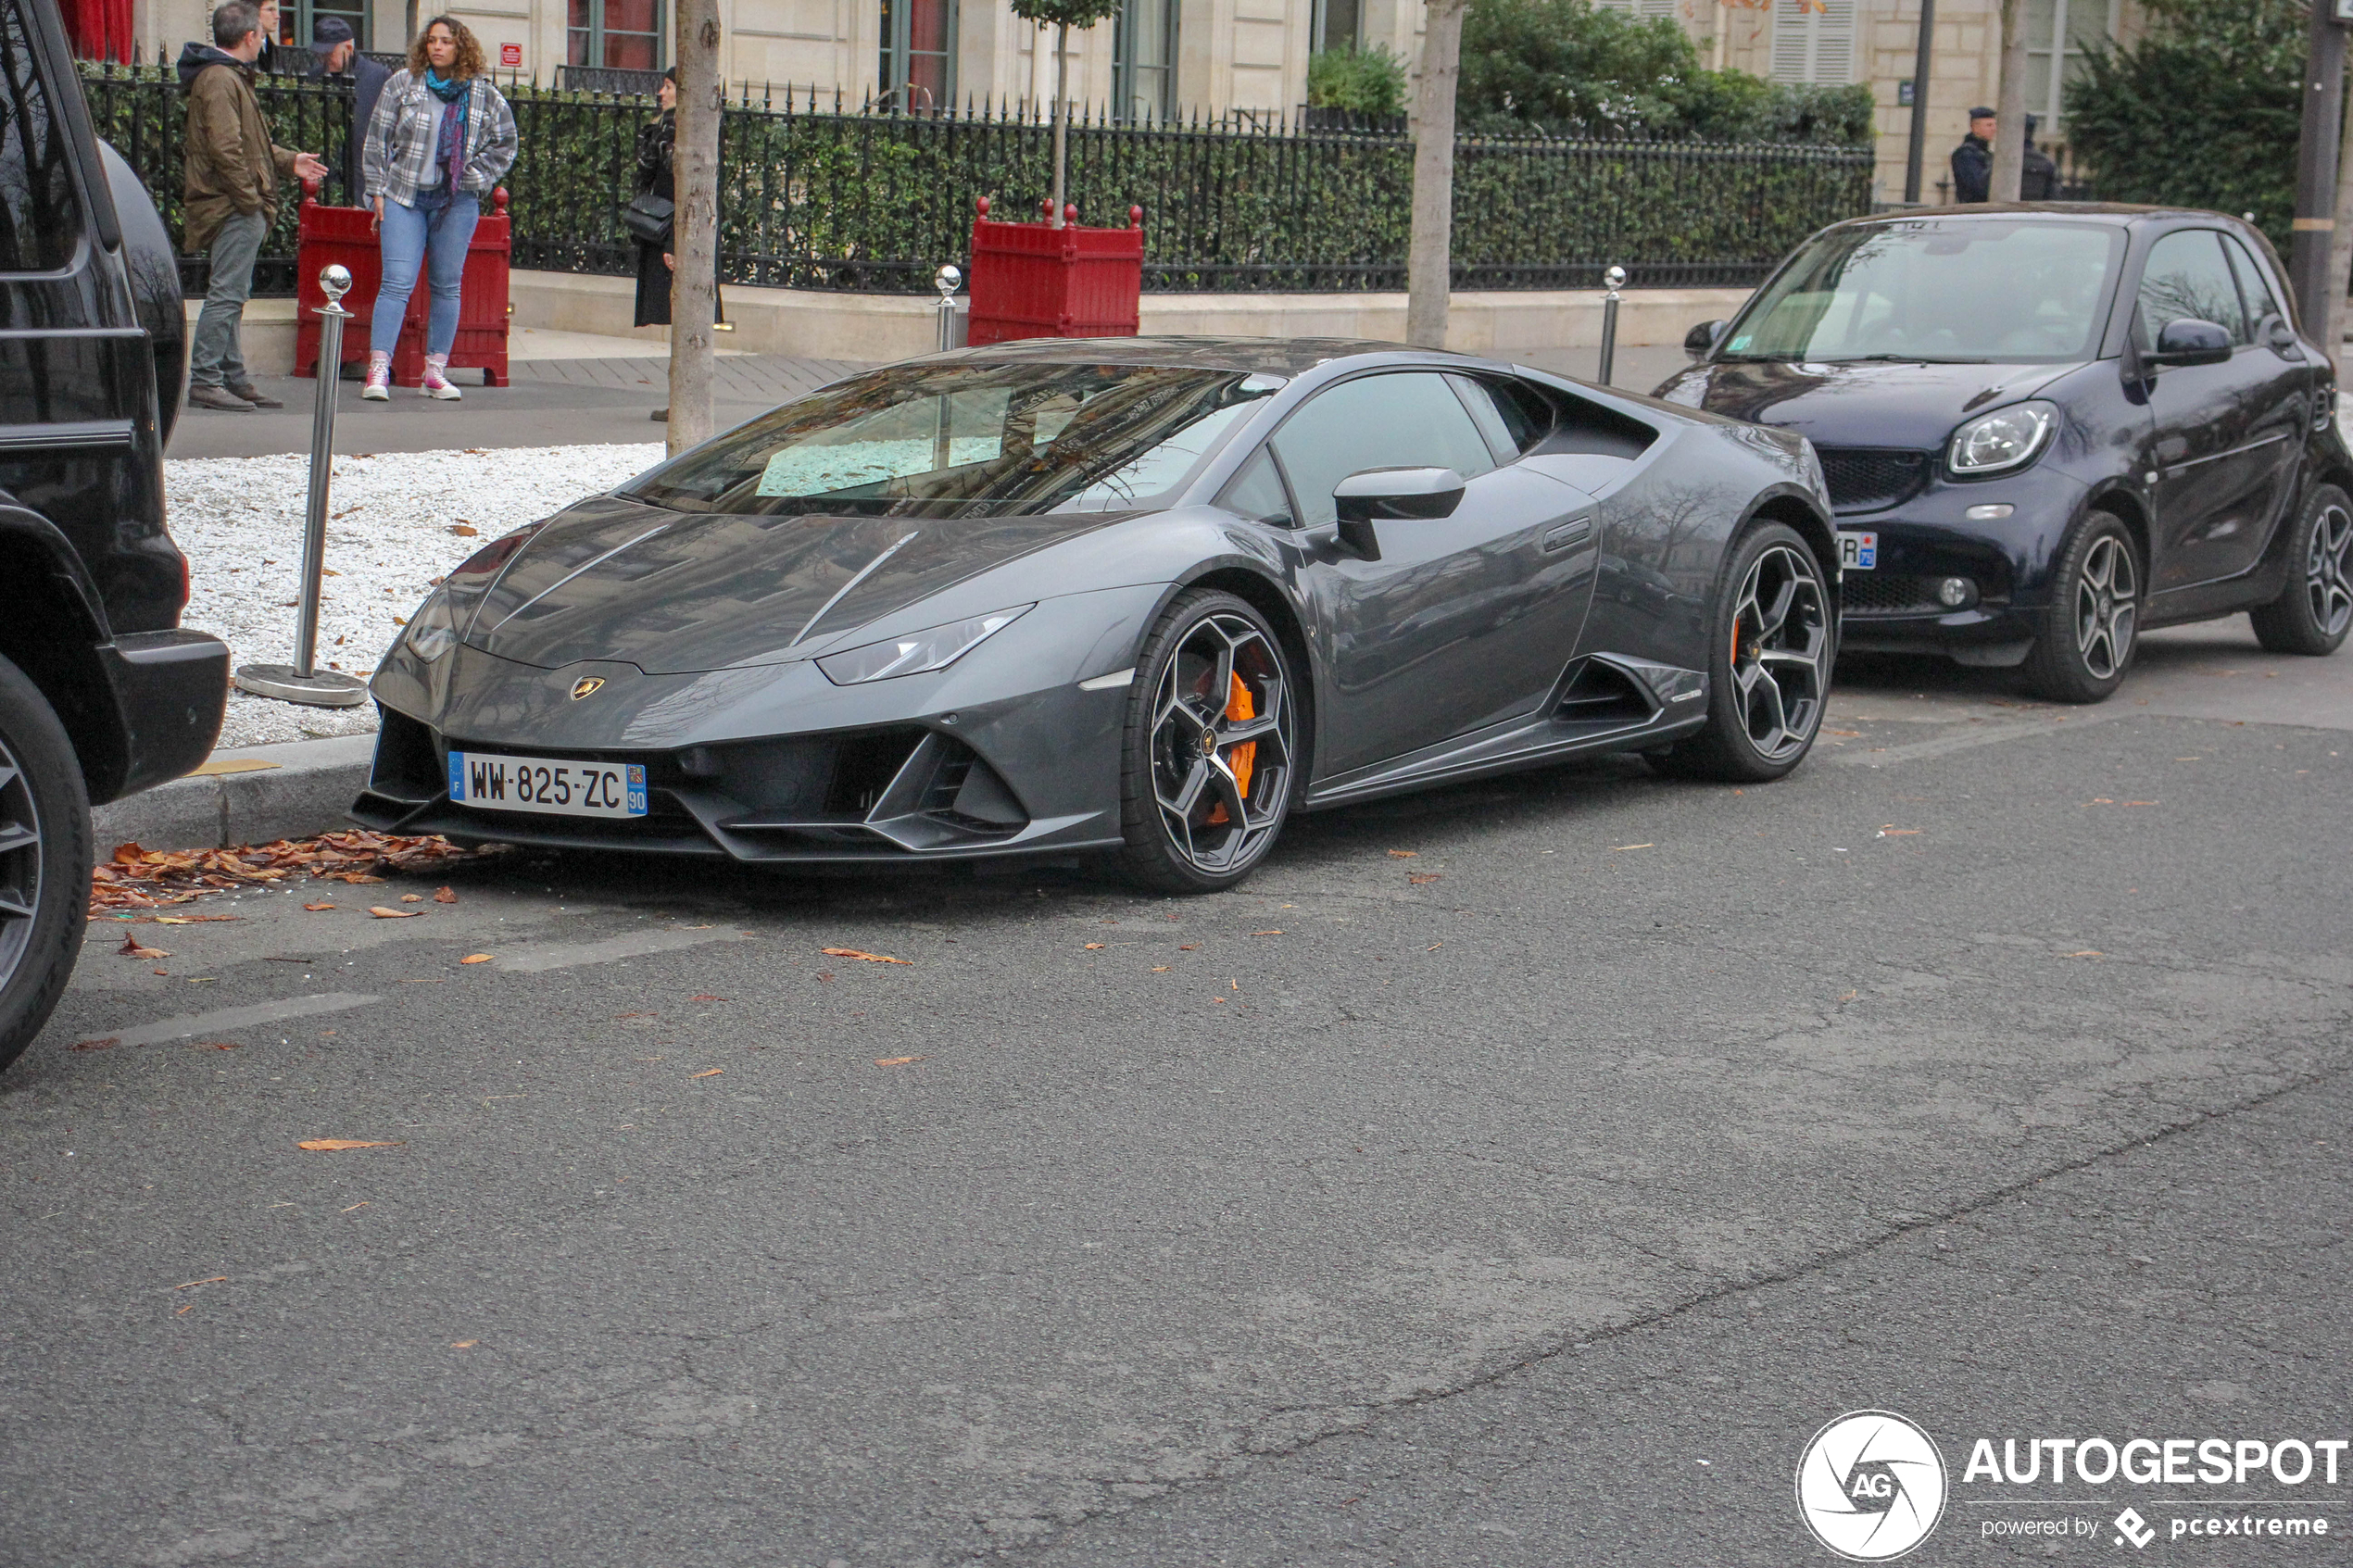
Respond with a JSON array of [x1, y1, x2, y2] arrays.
[[622, 192, 673, 246]]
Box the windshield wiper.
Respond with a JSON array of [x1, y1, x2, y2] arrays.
[[1830, 354, 1994, 364]]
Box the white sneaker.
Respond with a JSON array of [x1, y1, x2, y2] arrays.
[[419, 368, 461, 401]]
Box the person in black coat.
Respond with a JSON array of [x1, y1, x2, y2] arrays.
[[635, 68, 724, 420], [307, 16, 389, 206], [2020, 113, 2060, 202], [1951, 107, 1995, 204]]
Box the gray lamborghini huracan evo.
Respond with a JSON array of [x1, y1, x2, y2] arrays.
[[356, 336, 1841, 892]]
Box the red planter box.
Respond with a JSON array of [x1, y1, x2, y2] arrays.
[[293, 183, 512, 387], [964, 197, 1143, 347]]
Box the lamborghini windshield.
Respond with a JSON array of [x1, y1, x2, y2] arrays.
[[623, 361, 1279, 517], [1722, 220, 2124, 364]]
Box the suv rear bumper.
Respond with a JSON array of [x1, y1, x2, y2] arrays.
[[96, 630, 228, 803]]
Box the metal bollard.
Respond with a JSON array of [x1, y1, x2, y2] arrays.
[[934, 262, 963, 354], [1596, 264, 1627, 386], [233, 265, 368, 708]]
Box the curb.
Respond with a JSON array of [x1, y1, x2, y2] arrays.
[[93, 733, 377, 851]]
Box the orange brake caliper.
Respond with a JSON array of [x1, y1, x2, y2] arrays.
[[1204, 671, 1257, 824]]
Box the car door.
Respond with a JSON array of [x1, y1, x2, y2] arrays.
[[2136, 228, 2303, 592], [1263, 370, 1598, 775], [2208, 232, 2310, 581]]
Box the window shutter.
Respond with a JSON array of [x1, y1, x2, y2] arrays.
[[1770, 0, 1856, 84]]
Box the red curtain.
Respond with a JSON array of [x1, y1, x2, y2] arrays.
[[63, 0, 134, 63]]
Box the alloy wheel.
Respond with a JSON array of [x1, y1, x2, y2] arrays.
[[2306, 501, 2353, 639], [0, 732, 41, 999], [1727, 544, 1830, 762], [2072, 533, 2137, 680], [1150, 612, 1293, 875]]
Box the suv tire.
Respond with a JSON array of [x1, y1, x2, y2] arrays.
[[0, 652, 91, 1072]]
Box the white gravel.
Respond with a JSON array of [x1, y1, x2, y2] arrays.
[[170, 444, 665, 747]]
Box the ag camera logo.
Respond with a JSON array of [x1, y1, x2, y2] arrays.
[[1797, 1410, 1949, 1561]]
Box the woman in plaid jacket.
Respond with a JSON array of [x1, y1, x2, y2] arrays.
[[359, 16, 518, 400]]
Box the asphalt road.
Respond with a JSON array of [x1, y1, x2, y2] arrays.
[[6, 617, 2351, 1567]]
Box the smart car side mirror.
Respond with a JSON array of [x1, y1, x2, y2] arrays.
[[2148, 318, 2232, 368], [1331, 467, 1466, 561], [1685, 320, 1729, 358]]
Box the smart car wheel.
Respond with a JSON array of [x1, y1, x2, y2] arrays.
[[0, 652, 91, 1073], [1647, 521, 1832, 784], [2250, 483, 2353, 657], [2022, 512, 2139, 703], [1118, 590, 1299, 895]]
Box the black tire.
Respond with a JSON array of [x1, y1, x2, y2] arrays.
[[2249, 483, 2353, 657], [1647, 521, 1833, 784], [2020, 511, 2140, 703], [1117, 589, 1301, 895], [0, 652, 92, 1073]]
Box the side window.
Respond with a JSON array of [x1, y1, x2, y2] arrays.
[[2137, 231, 2247, 347], [1450, 375, 1552, 458], [1216, 448, 1293, 525], [0, 0, 82, 272], [2221, 234, 2285, 332], [1269, 373, 1496, 529]]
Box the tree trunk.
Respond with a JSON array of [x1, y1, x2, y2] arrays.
[[2327, 72, 2353, 372], [667, 0, 721, 456], [1050, 21, 1068, 228], [1990, 0, 2028, 202], [1406, 0, 1466, 349]]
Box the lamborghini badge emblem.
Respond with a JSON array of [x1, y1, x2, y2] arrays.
[[570, 677, 605, 700]]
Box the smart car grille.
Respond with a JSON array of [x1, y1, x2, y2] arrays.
[[1817, 448, 1931, 514], [1841, 574, 1945, 617]]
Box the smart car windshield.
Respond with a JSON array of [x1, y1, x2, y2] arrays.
[[623, 362, 1278, 517], [1721, 220, 2124, 364]]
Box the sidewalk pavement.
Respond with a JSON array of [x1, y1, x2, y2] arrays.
[[169, 337, 873, 458]]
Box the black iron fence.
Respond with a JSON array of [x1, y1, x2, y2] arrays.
[[81, 62, 1873, 299]]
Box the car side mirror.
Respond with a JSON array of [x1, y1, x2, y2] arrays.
[[2263, 314, 2304, 358], [1685, 320, 1729, 358], [2148, 318, 2233, 368], [1331, 467, 1466, 560]]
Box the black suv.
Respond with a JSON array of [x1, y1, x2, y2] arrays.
[[0, 0, 227, 1068]]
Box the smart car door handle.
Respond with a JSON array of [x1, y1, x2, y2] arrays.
[[1541, 518, 1593, 553]]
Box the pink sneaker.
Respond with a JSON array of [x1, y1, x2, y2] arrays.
[[360, 357, 390, 401], [419, 358, 461, 400]]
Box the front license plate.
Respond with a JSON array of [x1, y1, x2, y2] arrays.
[[447, 751, 647, 818], [1838, 531, 1878, 571]]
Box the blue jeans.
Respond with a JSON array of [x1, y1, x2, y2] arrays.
[[371, 190, 480, 359]]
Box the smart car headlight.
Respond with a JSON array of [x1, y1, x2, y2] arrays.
[[1948, 401, 2057, 477], [402, 588, 460, 662], [816, 606, 1033, 685]]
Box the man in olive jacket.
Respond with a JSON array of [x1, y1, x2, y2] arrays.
[[179, 0, 325, 411]]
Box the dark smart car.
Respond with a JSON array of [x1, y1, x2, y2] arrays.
[[358, 339, 1839, 892], [1657, 206, 2353, 701]]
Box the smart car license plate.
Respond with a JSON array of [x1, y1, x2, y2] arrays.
[[1838, 531, 1878, 571], [447, 751, 647, 818]]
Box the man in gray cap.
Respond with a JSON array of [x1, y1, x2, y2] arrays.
[[308, 15, 388, 207], [1951, 107, 1995, 204]]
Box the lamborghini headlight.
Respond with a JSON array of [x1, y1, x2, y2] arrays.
[[815, 606, 1033, 685], [402, 588, 460, 662], [1947, 401, 2057, 477]]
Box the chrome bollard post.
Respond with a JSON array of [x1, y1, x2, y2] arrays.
[[233, 264, 368, 708], [1597, 265, 1626, 386], [934, 262, 963, 354]]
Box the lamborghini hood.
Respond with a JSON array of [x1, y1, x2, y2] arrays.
[[459, 495, 1127, 675]]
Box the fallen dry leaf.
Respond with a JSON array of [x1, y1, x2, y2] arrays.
[[1407, 873, 1441, 884], [302, 902, 336, 911], [1611, 844, 1655, 852], [450, 1340, 477, 1348], [155, 914, 239, 924], [117, 935, 169, 959], [70, 1037, 118, 1052], [175, 1304, 195, 1315], [1877, 828, 1921, 837], [369, 907, 421, 919], [1084, 942, 1105, 950], [1252, 930, 1283, 936], [2062, 950, 2107, 959], [342, 1201, 369, 1212], [1211, 996, 1227, 1003], [875, 1055, 927, 1066], [1427, 942, 1443, 951], [688, 1068, 724, 1079], [822, 947, 911, 964], [172, 1276, 228, 1290], [398, 894, 423, 903], [460, 953, 493, 964], [296, 1139, 404, 1151], [433, 886, 458, 904], [448, 522, 480, 536], [195, 1040, 239, 1050], [1387, 849, 1418, 859], [1151, 965, 1171, 972]]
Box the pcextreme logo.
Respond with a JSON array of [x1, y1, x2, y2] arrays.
[[1797, 1410, 1951, 1561]]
